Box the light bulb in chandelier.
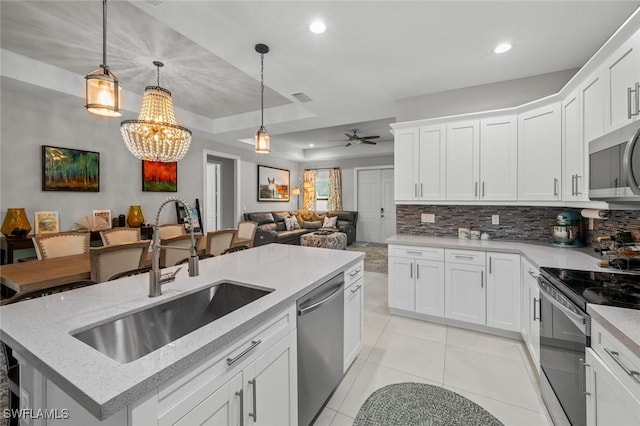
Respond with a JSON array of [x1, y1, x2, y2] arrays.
[[120, 61, 192, 162]]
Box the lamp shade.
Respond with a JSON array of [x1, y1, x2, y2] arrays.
[[255, 126, 270, 154], [292, 187, 301, 196], [85, 66, 121, 117], [1, 208, 31, 237]]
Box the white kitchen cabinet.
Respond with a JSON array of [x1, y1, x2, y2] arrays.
[[586, 348, 640, 426], [388, 245, 445, 316], [486, 252, 521, 332], [479, 115, 518, 200], [446, 120, 480, 200], [563, 89, 587, 201], [518, 102, 562, 201], [581, 69, 606, 144], [344, 262, 364, 371], [521, 258, 541, 371], [604, 29, 640, 133], [394, 125, 446, 201], [444, 250, 486, 325], [173, 373, 242, 426]]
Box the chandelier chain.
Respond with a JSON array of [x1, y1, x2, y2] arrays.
[[260, 52, 265, 126]]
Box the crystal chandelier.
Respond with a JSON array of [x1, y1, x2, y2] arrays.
[[120, 61, 192, 162], [85, 0, 121, 117], [255, 43, 270, 153]]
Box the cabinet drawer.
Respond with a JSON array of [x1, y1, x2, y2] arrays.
[[445, 249, 485, 266], [345, 261, 364, 287], [592, 320, 640, 401], [389, 245, 444, 261]]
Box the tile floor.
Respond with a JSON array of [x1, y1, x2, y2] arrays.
[[315, 271, 553, 426]]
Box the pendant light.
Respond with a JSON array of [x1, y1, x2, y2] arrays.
[[85, 0, 121, 117], [255, 43, 270, 153], [120, 61, 192, 162]]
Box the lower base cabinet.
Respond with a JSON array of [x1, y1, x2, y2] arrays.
[[444, 262, 486, 325], [344, 275, 363, 371], [521, 258, 540, 369]]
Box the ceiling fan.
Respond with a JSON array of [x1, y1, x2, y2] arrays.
[[332, 129, 380, 147]]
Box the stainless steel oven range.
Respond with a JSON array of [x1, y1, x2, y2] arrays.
[[537, 267, 640, 426]]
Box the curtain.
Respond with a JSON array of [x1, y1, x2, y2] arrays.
[[328, 168, 343, 211], [302, 169, 316, 210]]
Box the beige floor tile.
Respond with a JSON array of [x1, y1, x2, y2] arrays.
[[443, 345, 543, 410], [358, 326, 383, 361], [363, 309, 391, 330], [326, 358, 365, 410], [313, 407, 337, 426], [446, 326, 524, 362], [445, 385, 553, 426], [384, 315, 448, 344], [368, 330, 446, 383], [336, 361, 440, 418], [329, 412, 355, 426]]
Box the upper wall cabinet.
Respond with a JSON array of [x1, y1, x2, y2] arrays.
[[479, 116, 518, 200], [605, 29, 640, 133], [581, 68, 606, 144], [446, 120, 480, 200], [394, 125, 446, 201], [518, 102, 562, 201], [563, 90, 588, 201]]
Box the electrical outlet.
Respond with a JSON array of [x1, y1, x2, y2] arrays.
[[492, 215, 500, 225], [421, 213, 435, 223]]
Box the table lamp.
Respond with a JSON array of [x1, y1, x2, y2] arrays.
[[1, 208, 31, 237]]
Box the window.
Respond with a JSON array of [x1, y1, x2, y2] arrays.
[[315, 169, 329, 210]]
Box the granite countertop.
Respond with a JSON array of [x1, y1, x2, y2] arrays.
[[387, 234, 640, 358], [0, 244, 364, 420]]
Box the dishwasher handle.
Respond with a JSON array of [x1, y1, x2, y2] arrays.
[[298, 284, 343, 316]]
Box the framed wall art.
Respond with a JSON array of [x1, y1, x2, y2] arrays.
[[42, 146, 100, 192], [93, 209, 112, 229], [257, 165, 290, 202], [142, 160, 177, 192], [34, 211, 59, 234]]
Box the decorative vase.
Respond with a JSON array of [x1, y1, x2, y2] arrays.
[[127, 205, 144, 228], [1, 208, 31, 237]]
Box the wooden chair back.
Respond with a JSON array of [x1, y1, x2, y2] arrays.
[[32, 232, 90, 260], [205, 229, 236, 256], [160, 234, 202, 267], [232, 221, 258, 248], [100, 228, 141, 246], [89, 241, 150, 283], [158, 224, 187, 240]]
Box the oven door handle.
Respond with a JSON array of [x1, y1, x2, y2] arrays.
[[538, 283, 587, 332]]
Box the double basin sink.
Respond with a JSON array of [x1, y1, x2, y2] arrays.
[[72, 282, 273, 363]]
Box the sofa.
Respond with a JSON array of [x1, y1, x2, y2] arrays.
[[244, 210, 358, 246]]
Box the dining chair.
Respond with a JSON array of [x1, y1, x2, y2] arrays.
[[221, 244, 251, 255], [100, 228, 141, 246], [175, 253, 216, 265], [232, 221, 258, 248], [205, 229, 237, 256], [89, 241, 151, 283], [108, 266, 152, 281], [158, 224, 187, 240], [160, 234, 202, 267], [32, 232, 90, 260]]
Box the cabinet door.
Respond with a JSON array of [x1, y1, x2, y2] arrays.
[[582, 69, 605, 143], [486, 252, 521, 332], [388, 256, 415, 311], [419, 124, 446, 200], [344, 278, 363, 371], [444, 262, 486, 325], [244, 332, 297, 426], [446, 120, 480, 200], [174, 374, 242, 426], [529, 277, 541, 368], [394, 127, 419, 200], [518, 103, 562, 200], [605, 31, 640, 132], [586, 349, 640, 426], [415, 259, 445, 317], [563, 90, 586, 201], [479, 115, 517, 200]]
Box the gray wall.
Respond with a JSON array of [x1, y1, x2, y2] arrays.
[[395, 69, 578, 122]]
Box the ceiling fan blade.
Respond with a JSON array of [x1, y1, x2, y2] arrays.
[[345, 142, 352, 147], [362, 140, 377, 145], [329, 139, 347, 142], [344, 133, 354, 138], [361, 135, 380, 139]]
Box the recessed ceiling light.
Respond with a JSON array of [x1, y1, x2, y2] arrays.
[[494, 43, 512, 54], [309, 143, 315, 147], [310, 20, 326, 34]]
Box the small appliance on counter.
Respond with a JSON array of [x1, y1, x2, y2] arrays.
[[552, 211, 584, 248]]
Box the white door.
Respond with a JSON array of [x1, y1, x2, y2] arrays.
[[205, 162, 221, 232], [357, 168, 395, 243], [563, 90, 585, 201], [605, 31, 640, 132], [582, 69, 605, 143], [419, 124, 446, 200]]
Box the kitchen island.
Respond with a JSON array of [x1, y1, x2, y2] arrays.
[[0, 244, 364, 424]]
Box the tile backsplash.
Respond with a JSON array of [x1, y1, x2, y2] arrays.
[[396, 205, 640, 246]]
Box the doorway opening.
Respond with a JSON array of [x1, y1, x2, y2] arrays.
[[202, 150, 241, 232]]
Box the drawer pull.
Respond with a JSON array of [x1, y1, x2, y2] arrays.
[[350, 284, 362, 294], [226, 340, 262, 366], [604, 347, 640, 384], [454, 255, 474, 260], [405, 251, 423, 255], [348, 269, 361, 277], [527, 269, 539, 279]]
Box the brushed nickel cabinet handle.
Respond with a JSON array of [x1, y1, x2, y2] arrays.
[[553, 178, 559, 197], [236, 389, 244, 426], [604, 347, 640, 384], [480, 271, 484, 288], [629, 86, 633, 119], [248, 378, 257, 421], [474, 181, 478, 198], [482, 181, 485, 198], [227, 340, 262, 366]]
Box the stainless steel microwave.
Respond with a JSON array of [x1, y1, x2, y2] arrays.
[[589, 120, 640, 202]]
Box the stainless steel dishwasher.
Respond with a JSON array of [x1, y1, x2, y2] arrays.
[[297, 272, 344, 426]]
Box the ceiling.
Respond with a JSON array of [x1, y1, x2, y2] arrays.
[[2, 1, 639, 162]]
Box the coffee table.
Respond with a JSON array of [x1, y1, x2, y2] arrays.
[[300, 231, 347, 250]]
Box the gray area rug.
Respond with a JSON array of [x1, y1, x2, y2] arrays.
[[346, 242, 388, 274], [353, 382, 504, 426]]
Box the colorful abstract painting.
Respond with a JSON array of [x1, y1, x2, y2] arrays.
[[142, 160, 177, 192], [42, 146, 100, 192]]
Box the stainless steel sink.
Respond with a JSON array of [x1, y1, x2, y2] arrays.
[[72, 282, 274, 363]]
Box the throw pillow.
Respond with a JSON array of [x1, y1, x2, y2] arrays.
[[303, 220, 322, 229], [290, 215, 301, 229], [323, 216, 338, 228], [284, 216, 295, 230]]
